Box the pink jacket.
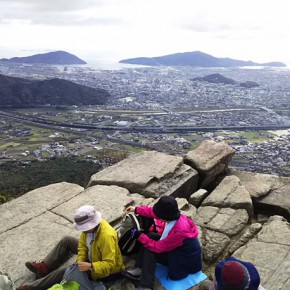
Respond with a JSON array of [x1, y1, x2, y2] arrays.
[[150, 219, 165, 235], [136, 205, 199, 253]]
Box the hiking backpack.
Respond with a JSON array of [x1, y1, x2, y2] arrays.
[[117, 213, 155, 256]]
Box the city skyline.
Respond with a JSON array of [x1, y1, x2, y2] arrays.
[[0, 0, 289, 66]]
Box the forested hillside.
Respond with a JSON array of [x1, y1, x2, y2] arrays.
[[0, 157, 102, 203], [0, 74, 110, 108]]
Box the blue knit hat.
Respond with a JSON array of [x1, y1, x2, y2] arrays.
[[215, 257, 260, 290]]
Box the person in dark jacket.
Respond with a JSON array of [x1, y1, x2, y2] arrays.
[[209, 257, 265, 290], [124, 196, 202, 290]]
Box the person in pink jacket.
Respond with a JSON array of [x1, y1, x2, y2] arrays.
[[124, 196, 202, 290]]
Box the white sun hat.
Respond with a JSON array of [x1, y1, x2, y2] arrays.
[[73, 205, 102, 231]]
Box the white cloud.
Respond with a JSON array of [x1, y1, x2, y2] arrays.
[[0, 0, 106, 13], [0, 0, 289, 65], [0, 0, 118, 26]]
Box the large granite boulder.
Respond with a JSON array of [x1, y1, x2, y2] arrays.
[[0, 183, 139, 287], [234, 216, 290, 290], [230, 169, 290, 198], [256, 184, 290, 220], [194, 206, 249, 264], [0, 182, 84, 234], [196, 206, 249, 237], [201, 229, 231, 263], [88, 151, 198, 199], [231, 170, 290, 220], [189, 189, 209, 207], [0, 211, 78, 286], [201, 175, 253, 216], [184, 140, 235, 189], [53, 185, 135, 226]]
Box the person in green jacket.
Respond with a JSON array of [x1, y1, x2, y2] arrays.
[[16, 205, 125, 290]]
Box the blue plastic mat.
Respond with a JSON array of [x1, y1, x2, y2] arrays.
[[155, 264, 207, 290]]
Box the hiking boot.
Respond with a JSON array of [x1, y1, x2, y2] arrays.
[[123, 267, 142, 280], [25, 260, 50, 277], [16, 286, 28, 290]]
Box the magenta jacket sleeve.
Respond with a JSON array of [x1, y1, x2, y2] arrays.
[[135, 205, 157, 219], [138, 228, 184, 253]]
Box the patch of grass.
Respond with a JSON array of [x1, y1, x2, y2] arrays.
[[118, 145, 144, 153], [40, 151, 50, 158], [90, 131, 104, 137], [282, 166, 290, 170], [242, 131, 268, 143], [221, 130, 268, 143], [28, 137, 43, 142], [0, 142, 21, 150], [0, 192, 13, 205]]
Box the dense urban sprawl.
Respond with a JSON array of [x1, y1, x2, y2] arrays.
[[0, 62, 290, 175]]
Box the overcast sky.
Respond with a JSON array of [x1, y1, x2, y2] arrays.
[[0, 0, 289, 65]]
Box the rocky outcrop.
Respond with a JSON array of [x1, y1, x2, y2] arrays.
[[53, 185, 134, 226], [0, 183, 84, 287], [1, 140, 290, 290], [0, 182, 84, 234], [231, 169, 290, 220], [230, 169, 290, 198], [201, 175, 253, 216], [184, 140, 235, 188], [88, 151, 198, 199], [233, 216, 290, 290], [189, 189, 209, 207]]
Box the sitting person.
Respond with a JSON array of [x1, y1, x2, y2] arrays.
[[209, 256, 265, 290], [124, 195, 202, 290], [16, 205, 125, 290]]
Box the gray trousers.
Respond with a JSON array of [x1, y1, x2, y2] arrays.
[[135, 232, 166, 289], [26, 236, 78, 290], [63, 264, 106, 290]]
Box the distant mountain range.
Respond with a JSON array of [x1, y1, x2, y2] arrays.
[[0, 51, 86, 65], [119, 51, 286, 68], [192, 73, 259, 88], [0, 74, 109, 108]]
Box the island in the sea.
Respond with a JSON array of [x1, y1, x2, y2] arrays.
[[0, 51, 87, 65], [191, 73, 259, 88], [119, 51, 286, 68]]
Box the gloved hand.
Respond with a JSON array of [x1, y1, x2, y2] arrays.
[[131, 228, 143, 239]]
